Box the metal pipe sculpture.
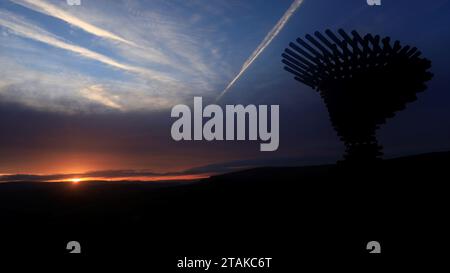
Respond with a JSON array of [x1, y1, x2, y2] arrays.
[[282, 29, 433, 162]]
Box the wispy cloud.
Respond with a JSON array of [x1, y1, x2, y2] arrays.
[[217, 0, 304, 100], [0, 10, 174, 82], [0, 53, 178, 113], [11, 0, 136, 46], [80, 84, 122, 110], [0, 2, 227, 111], [1, 0, 291, 113]]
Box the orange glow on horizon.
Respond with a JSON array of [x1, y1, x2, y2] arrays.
[[53, 173, 211, 183]]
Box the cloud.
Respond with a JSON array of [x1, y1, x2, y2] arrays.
[[0, 55, 179, 113], [0, 4, 226, 112], [0, 169, 187, 182], [0, 169, 163, 182], [80, 85, 122, 110], [0, 153, 337, 182], [11, 0, 136, 46], [0, 10, 176, 83], [1, 0, 293, 113], [217, 0, 304, 100]]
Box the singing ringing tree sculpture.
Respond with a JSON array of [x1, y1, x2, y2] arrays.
[[282, 29, 433, 162]]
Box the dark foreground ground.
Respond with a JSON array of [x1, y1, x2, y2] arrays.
[[1, 152, 449, 269]]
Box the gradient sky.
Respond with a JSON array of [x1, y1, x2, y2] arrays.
[[1, 0, 450, 180]]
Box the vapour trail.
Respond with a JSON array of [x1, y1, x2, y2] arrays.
[[216, 0, 304, 101]]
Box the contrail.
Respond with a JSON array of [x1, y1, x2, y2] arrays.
[[217, 0, 304, 101]]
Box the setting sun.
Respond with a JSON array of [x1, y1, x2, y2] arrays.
[[70, 178, 82, 183]]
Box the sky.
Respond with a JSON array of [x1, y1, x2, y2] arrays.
[[1, 0, 450, 181]]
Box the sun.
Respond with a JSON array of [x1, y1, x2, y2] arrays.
[[70, 178, 82, 183]]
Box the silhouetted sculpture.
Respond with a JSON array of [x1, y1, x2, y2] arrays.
[[282, 29, 433, 162]]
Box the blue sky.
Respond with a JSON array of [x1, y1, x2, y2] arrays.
[[1, 0, 450, 176]]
